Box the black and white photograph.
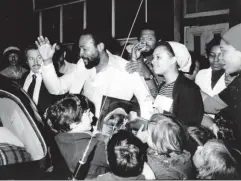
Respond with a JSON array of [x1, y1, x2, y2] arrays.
[[0, 0, 241, 179]]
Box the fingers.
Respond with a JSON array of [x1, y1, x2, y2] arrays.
[[35, 36, 50, 47], [126, 61, 142, 74]]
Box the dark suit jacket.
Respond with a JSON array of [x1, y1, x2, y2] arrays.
[[20, 71, 56, 116]]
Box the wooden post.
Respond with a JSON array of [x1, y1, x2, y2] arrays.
[[173, 0, 182, 42]]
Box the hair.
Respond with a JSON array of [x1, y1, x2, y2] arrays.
[[214, 115, 238, 142], [188, 125, 215, 146], [24, 43, 38, 60], [196, 139, 238, 179], [155, 41, 175, 57], [147, 113, 188, 155], [205, 35, 221, 57], [53, 43, 74, 63], [80, 27, 108, 50], [45, 94, 89, 133], [107, 130, 145, 178], [187, 125, 215, 155], [138, 22, 160, 41]]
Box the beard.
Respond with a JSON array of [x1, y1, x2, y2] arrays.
[[142, 48, 154, 57], [83, 55, 100, 69]]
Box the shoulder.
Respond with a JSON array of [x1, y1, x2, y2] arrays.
[[196, 68, 210, 79], [0, 67, 9, 75], [108, 51, 129, 71], [177, 74, 200, 90]]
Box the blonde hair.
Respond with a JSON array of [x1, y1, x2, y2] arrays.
[[147, 113, 187, 155], [197, 139, 238, 179]]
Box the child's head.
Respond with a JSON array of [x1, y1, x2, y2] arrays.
[[187, 125, 215, 154], [193, 139, 238, 179], [45, 94, 93, 133], [102, 108, 128, 136], [107, 130, 145, 178], [146, 113, 187, 155]]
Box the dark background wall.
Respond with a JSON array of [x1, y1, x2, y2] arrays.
[[0, 0, 38, 57]]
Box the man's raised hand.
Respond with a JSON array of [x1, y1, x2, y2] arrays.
[[35, 36, 56, 65]]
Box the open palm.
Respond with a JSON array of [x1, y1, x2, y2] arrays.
[[35, 36, 56, 61]]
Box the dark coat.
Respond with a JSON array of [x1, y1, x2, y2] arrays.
[[20, 71, 59, 115], [147, 149, 195, 179], [55, 132, 109, 179], [168, 73, 204, 126], [219, 74, 241, 140]]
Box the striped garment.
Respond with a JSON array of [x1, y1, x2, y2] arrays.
[[0, 143, 32, 166], [158, 81, 175, 113]]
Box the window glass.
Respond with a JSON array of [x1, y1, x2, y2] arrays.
[[115, 0, 145, 38], [147, 0, 174, 41], [87, 0, 112, 37], [186, 0, 230, 14], [63, 2, 84, 43], [42, 7, 60, 43]]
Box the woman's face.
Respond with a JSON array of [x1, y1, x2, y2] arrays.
[[8, 53, 19, 66], [193, 145, 205, 169], [152, 46, 174, 75], [80, 109, 94, 131], [209, 45, 223, 71]]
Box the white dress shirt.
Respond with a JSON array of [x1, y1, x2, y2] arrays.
[[42, 51, 154, 119], [23, 71, 42, 105], [195, 67, 226, 97]]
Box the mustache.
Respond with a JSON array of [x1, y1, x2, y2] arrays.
[[32, 64, 41, 67]]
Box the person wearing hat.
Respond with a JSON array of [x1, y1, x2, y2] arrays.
[[203, 23, 241, 143], [0, 46, 27, 81], [152, 41, 204, 126]]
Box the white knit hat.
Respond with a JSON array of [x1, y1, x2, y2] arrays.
[[3, 46, 20, 56], [168, 41, 192, 73]]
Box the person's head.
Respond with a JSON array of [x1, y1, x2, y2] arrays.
[[152, 41, 191, 76], [53, 43, 74, 70], [193, 139, 238, 179], [146, 113, 187, 155], [45, 94, 94, 133], [78, 27, 107, 69], [187, 125, 215, 154], [220, 23, 241, 75], [138, 22, 158, 53], [2, 46, 21, 67], [102, 108, 128, 136], [25, 44, 43, 74], [205, 36, 223, 71], [107, 130, 145, 178]]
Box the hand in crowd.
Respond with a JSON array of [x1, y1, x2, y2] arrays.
[[126, 60, 144, 76], [131, 42, 146, 60], [136, 124, 147, 143], [35, 36, 56, 65]]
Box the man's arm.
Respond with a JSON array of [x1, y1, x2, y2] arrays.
[[132, 73, 154, 120], [36, 36, 87, 95], [41, 63, 78, 94]]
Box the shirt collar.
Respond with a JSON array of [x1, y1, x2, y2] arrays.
[[106, 50, 123, 70], [29, 71, 41, 78]]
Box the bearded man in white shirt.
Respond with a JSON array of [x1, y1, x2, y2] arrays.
[[35, 28, 154, 119]]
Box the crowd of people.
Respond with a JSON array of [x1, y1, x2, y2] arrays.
[[1, 22, 241, 179]]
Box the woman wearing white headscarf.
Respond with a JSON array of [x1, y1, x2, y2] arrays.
[[152, 41, 204, 126]]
